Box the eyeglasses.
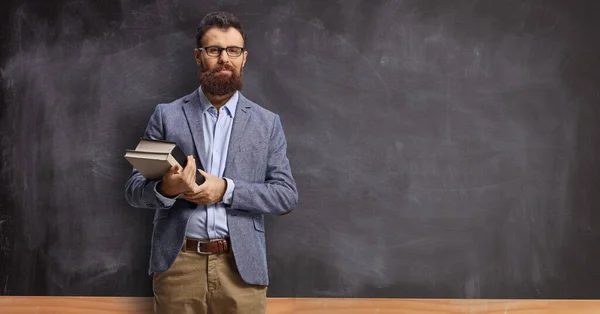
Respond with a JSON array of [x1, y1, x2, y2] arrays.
[[199, 46, 245, 58]]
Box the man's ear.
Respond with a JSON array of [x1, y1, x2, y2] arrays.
[[194, 48, 202, 66], [242, 50, 248, 68]]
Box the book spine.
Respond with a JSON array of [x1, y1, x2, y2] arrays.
[[170, 144, 188, 168], [170, 143, 205, 185]]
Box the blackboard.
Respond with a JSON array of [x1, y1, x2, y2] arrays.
[[1, 0, 600, 298]]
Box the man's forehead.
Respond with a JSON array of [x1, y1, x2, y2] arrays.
[[202, 27, 244, 46]]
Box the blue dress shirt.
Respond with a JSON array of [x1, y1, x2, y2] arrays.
[[155, 88, 237, 239]]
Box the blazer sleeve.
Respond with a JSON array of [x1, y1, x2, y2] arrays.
[[228, 114, 298, 215], [124, 104, 176, 210]]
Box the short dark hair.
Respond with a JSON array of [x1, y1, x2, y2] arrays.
[[196, 12, 247, 47]]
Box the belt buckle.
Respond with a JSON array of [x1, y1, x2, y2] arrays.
[[196, 239, 215, 255]]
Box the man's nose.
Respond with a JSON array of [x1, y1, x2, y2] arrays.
[[218, 49, 230, 62]]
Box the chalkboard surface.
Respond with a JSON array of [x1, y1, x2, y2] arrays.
[[1, 0, 600, 298]]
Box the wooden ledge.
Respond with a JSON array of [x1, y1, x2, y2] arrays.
[[1, 297, 599, 313]]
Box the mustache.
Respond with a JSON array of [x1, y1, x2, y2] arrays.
[[209, 64, 236, 73]]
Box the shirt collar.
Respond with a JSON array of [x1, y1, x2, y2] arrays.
[[197, 87, 238, 118]]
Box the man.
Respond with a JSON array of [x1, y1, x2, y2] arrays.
[[125, 11, 298, 314]]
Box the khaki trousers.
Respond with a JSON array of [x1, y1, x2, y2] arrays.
[[153, 250, 267, 314]]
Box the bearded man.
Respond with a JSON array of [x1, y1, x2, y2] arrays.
[[125, 11, 298, 314]]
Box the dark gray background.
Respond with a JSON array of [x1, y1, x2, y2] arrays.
[[1, 0, 600, 298]]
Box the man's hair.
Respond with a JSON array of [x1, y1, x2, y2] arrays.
[[196, 12, 247, 48]]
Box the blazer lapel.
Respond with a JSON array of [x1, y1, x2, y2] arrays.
[[225, 94, 252, 172], [181, 90, 207, 171]]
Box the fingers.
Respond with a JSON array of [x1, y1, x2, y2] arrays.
[[182, 184, 212, 204], [184, 184, 203, 196], [187, 156, 197, 182], [166, 165, 175, 176], [183, 192, 205, 203], [171, 164, 181, 175], [182, 156, 195, 173], [164, 164, 179, 178], [187, 156, 196, 171], [181, 156, 197, 186]]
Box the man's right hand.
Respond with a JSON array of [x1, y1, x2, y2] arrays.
[[158, 156, 198, 198]]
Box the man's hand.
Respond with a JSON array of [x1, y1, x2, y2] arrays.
[[183, 170, 227, 205], [158, 156, 198, 198]]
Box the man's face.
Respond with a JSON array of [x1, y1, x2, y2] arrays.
[[194, 27, 248, 96]]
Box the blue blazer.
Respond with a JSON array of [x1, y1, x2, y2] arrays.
[[125, 90, 298, 286]]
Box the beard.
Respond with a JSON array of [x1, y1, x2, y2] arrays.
[[198, 63, 243, 96]]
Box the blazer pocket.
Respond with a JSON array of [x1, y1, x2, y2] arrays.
[[153, 209, 170, 223], [253, 216, 265, 232]]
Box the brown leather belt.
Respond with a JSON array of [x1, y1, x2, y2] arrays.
[[182, 238, 230, 254]]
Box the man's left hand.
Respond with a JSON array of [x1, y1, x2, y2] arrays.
[[183, 170, 227, 205]]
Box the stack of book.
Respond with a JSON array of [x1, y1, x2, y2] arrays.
[[124, 138, 205, 184]]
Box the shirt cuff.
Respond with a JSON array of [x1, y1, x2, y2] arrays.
[[154, 180, 177, 207], [222, 177, 235, 205]]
